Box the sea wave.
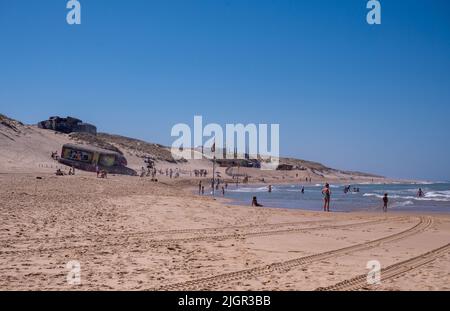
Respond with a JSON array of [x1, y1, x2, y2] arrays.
[[314, 183, 339, 188], [228, 186, 269, 193], [424, 191, 450, 199], [363, 192, 450, 202], [391, 200, 414, 208]]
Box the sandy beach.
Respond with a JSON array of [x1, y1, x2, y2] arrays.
[[2, 0, 450, 297], [1, 173, 449, 291]]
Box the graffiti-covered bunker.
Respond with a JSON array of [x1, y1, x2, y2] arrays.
[[59, 144, 136, 176]]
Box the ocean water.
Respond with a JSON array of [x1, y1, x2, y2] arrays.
[[222, 182, 450, 213]]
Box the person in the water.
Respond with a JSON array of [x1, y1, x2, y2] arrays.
[[322, 183, 331, 212], [383, 193, 389, 212], [417, 188, 425, 198]]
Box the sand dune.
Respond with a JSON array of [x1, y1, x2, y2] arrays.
[[0, 114, 389, 185]]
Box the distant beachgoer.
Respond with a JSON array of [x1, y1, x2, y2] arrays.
[[72, 166, 75, 175], [222, 186, 225, 196], [201, 186, 205, 195], [417, 188, 424, 198], [198, 181, 202, 195], [225, 182, 228, 189], [56, 169, 64, 176], [383, 193, 389, 212], [322, 183, 331, 212], [301, 186, 305, 194], [268, 185, 272, 193], [96, 165, 100, 178], [252, 196, 263, 207]]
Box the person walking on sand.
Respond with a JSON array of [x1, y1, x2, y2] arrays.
[[252, 196, 263, 207], [383, 193, 389, 212], [198, 181, 202, 195], [222, 186, 225, 196], [268, 185, 272, 193], [201, 186, 205, 195], [322, 183, 331, 212], [301, 186, 305, 194]]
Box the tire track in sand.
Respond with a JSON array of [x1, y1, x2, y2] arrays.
[[315, 242, 449, 291], [155, 216, 433, 291], [0, 218, 396, 255]]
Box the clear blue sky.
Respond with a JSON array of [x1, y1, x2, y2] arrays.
[[1, 0, 449, 180]]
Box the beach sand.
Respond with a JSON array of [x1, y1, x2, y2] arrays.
[[0, 173, 448, 291]]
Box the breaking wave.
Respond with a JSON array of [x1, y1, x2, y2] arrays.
[[363, 191, 450, 202]]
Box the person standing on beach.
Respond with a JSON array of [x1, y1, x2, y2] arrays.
[[383, 193, 389, 212], [198, 181, 202, 195], [301, 186, 305, 194], [322, 183, 331, 212], [268, 185, 272, 193]]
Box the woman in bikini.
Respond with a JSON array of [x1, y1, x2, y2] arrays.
[[322, 183, 331, 212]]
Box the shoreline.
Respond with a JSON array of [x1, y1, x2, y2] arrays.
[[192, 180, 450, 215]]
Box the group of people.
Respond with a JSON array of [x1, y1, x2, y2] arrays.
[[95, 165, 107, 179], [55, 166, 75, 176], [343, 185, 360, 193], [253, 183, 428, 213], [194, 169, 208, 177], [255, 183, 330, 211], [140, 166, 158, 181], [198, 179, 229, 196], [50, 151, 59, 161]]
